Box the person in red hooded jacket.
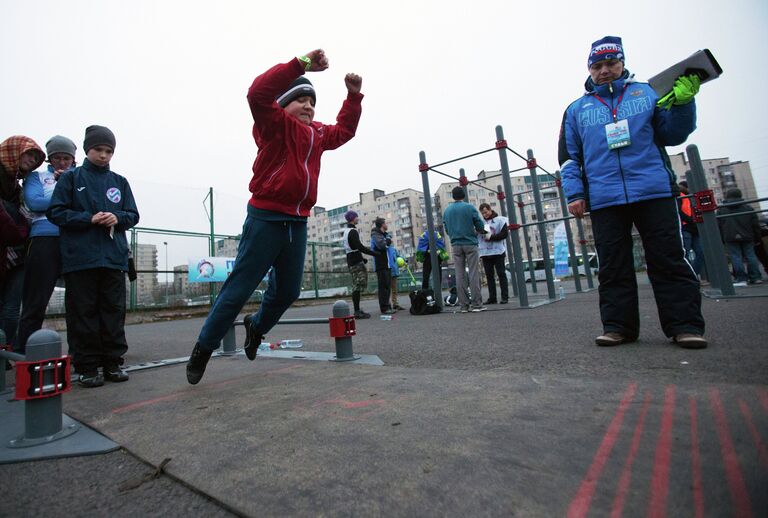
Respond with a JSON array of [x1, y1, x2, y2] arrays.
[[1, 136, 45, 349], [187, 49, 363, 384]]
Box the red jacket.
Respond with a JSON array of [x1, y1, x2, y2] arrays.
[[246, 58, 363, 217]]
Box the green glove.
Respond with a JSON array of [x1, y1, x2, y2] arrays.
[[657, 74, 701, 110]]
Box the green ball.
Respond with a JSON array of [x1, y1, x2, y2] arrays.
[[396, 257, 405, 267]]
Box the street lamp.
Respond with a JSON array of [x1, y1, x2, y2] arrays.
[[163, 241, 168, 304]]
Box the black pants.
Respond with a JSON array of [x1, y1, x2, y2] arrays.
[[17, 236, 61, 353], [376, 269, 392, 312], [590, 197, 704, 339], [481, 253, 508, 302], [421, 252, 442, 290], [64, 268, 128, 373]]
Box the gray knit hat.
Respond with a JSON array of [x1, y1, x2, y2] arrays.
[[45, 135, 77, 158], [83, 125, 116, 153]]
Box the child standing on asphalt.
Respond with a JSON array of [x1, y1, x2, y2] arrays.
[[187, 49, 364, 384], [48, 126, 140, 387], [17, 135, 77, 353]]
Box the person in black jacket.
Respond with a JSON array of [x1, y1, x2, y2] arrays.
[[48, 126, 140, 387], [342, 210, 378, 319], [718, 188, 763, 285], [370, 217, 396, 315]]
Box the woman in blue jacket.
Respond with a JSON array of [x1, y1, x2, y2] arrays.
[[17, 136, 76, 352], [558, 36, 706, 349]]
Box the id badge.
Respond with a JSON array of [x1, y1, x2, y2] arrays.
[[605, 119, 631, 150]]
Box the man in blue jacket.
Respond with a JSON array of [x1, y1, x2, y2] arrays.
[[48, 126, 140, 386], [558, 36, 706, 349]]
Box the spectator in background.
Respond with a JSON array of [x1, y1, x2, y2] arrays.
[[371, 217, 396, 315], [443, 186, 487, 313], [387, 244, 405, 310], [17, 136, 77, 353], [342, 210, 377, 319], [48, 126, 140, 387], [677, 181, 704, 278], [0, 136, 45, 351], [416, 229, 448, 290], [478, 202, 509, 304], [718, 188, 763, 286]]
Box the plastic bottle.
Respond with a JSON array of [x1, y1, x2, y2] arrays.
[[380, 315, 394, 321], [280, 339, 303, 349], [258, 342, 276, 351], [558, 285, 565, 300]]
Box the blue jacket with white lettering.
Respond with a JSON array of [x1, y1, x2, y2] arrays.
[[558, 71, 696, 211], [47, 159, 139, 274]]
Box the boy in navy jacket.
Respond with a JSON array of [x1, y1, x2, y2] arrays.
[[48, 126, 140, 387]]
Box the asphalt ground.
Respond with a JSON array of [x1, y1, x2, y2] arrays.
[[2, 275, 767, 517]]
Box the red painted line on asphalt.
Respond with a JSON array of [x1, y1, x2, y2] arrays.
[[566, 382, 638, 518], [610, 392, 652, 518], [709, 388, 754, 518], [112, 364, 303, 414], [757, 388, 768, 414], [738, 398, 768, 470], [689, 397, 705, 518], [647, 385, 675, 518]]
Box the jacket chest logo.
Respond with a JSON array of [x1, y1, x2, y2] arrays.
[[106, 187, 122, 203]]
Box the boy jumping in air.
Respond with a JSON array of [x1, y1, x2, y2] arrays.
[[187, 49, 364, 384]]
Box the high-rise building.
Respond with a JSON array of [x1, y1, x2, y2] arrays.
[[134, 243, 158, 305]]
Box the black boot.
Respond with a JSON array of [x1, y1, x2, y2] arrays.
[[243, 314, 264, 361], [186, 343, 212, 385]]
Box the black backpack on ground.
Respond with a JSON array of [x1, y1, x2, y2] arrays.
[[409, 289, 441, 315]]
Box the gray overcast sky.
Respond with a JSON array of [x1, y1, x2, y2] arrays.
[[3, 0, 767, 267]]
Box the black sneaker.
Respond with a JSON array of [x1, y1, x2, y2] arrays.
[[484, 299, 497, 305], [354, 310, 371, 319], [186, 343, 212, 385], [243, 314, 264, 361], [78, 371, 104, 388], [104, 367, 129, 382]]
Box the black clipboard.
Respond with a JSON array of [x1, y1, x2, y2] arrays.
[[648, 49, 723, 96]]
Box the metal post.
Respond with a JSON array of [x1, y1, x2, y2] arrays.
[[556, 171, 583, 292], [331, 300, 359, 361], [164, 241, 169, 305], [575, 217, 595, 289], [517, 194, 537, 293], [686, 145, 735, 296], [419, 151, 444, 308], [527, 150, 557, 300], [10, 330, 78, 447], [311, 243, 319, 299], [207, 187, 217, 305], [496, 186, 518, 297], [130, 228, 137, 310], [0, 329, 6, 392], [221, 327, 236, 356], [495, 126, 528, 307]]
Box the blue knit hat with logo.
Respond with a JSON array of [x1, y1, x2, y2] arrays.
[[588, 36, 625, 68]]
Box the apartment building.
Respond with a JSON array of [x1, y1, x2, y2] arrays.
[[669, 152, 757, 203]]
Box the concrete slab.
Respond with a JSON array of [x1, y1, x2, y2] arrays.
[[60, 357, 767, 517], [0, 396, 118, 464]]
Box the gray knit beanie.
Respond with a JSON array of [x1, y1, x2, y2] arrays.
[[45, 135, 77, 158], [83, 125, 116, 153]]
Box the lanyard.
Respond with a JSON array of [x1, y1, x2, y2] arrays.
[[594, 84, 628, 122]]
